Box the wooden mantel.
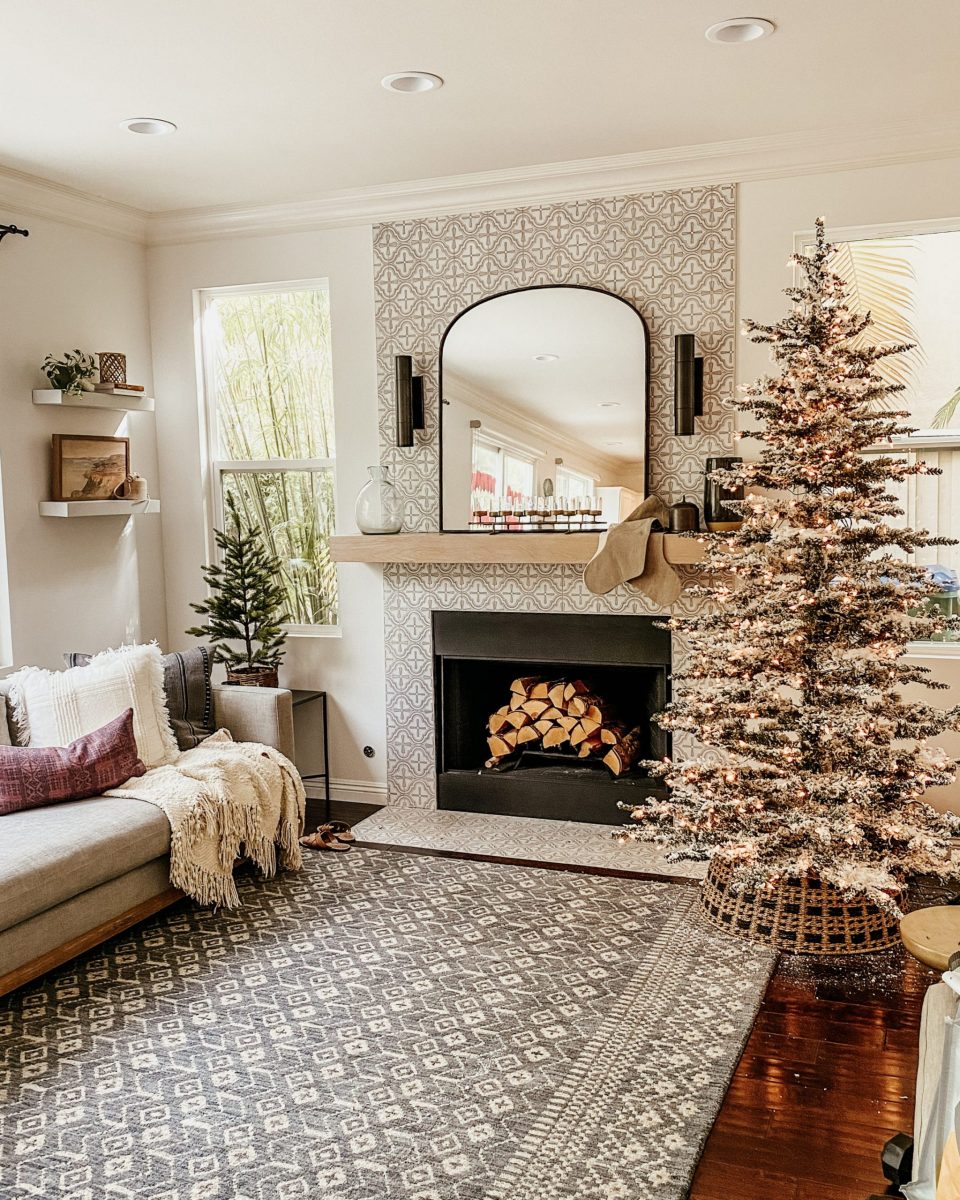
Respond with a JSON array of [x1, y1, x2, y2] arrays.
[[329, 531, 705, 566]]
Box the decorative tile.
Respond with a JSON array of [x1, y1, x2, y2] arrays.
[[353, 808, 707, 879], [381, 563, 684, 808], [374, 185, 736, 810], [374, 184, 737, 524]]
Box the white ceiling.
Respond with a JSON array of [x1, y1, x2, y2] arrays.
[[4, 0, 960, 214]]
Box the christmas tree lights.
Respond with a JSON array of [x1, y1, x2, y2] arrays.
[[622, 220, 960, 913]]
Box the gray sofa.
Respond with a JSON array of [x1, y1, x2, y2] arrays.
[[0, 682, 295, 996]]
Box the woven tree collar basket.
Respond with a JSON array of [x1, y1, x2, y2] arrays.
[[700, 857, 901, 955], [224, 666, 279, 688]]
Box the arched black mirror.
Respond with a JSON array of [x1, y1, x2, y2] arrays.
[[439, 285, 649, 532]]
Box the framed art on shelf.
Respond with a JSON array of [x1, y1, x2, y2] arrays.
[[51, 434, 130, 501]]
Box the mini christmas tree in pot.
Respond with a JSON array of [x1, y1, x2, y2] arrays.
[[187, 493, 288, 687], [622, 219, 960, 954]]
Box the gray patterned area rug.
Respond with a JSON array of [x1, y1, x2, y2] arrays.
[[0, 849, 774, 1200]]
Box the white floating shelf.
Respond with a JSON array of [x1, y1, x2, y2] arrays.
[[39, 499, 160, 518], [33, 389, 155, 413]]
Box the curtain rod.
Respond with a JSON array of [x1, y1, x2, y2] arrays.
[[0, 225, 29, 245]]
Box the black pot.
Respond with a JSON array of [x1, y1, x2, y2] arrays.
[[703, 457, 744, 532], [668, 497, 700, 533]]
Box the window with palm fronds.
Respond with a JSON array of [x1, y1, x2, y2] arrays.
[[827, 231, 960, 432], [199, 283, 338, 629], [824, 227, 960, 639]]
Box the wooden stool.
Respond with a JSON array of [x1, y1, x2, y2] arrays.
[[900, 906, 960, 971]]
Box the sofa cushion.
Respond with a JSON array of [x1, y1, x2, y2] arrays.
[[10, 644, 178, 769], [66, 646, 214, 752], [0, 709, 146, 816], [0, 795, 170, 933], [0, 859, 174, 979]]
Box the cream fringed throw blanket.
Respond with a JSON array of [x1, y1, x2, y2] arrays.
[[106, 730, 305, 909]]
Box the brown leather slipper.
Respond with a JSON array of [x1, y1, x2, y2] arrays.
[[299, 827, 351, 852], [323, 821, 355, 843]]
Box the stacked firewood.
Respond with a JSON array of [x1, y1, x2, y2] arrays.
[[486, 677, 643, 777]]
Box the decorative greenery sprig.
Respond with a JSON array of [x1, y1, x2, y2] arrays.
[[621, 218, 960, 913], [186, 493, 289, 671], [42, 350, 96, 395]]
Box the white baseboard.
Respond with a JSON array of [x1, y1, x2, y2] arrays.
[[304, 777, 388, 805]]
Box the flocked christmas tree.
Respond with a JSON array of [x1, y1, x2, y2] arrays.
[[623, 219, 960, 914], [187, 492, 288, 677]]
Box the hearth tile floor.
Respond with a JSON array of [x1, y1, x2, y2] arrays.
[[351, 806, 707, 877]]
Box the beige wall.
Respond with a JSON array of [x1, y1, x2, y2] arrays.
[[0, 212, 165, 671], [147, 227, 388, 801], [738, 156, 960, 809], [144, 154, 960, 807], [2, 152, 956, 809]]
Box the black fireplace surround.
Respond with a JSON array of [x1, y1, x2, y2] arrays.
[[433, 611, 671, 825]]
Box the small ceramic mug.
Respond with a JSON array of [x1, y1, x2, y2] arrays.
[[114, 473, 149, 501]]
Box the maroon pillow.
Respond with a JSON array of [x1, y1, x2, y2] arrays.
[[0, 708, 146, 816]]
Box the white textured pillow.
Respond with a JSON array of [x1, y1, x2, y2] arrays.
[[11, 643, 178, 769]]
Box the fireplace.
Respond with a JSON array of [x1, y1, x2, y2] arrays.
[[433, 611, 670, 824]]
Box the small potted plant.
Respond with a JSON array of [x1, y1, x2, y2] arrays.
[[42, 350, 97, 395], [186, 493, 288, 686]]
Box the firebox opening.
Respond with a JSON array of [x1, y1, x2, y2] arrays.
[[441, 659, 662, 774], [433, 611, 671, 825]]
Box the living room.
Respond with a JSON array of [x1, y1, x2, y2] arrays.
[[3, 3, 960, 1197]]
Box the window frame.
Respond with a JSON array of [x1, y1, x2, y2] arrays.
[[796, 219, 960, 655], [471, 428, 539, 499], [196, 279, 340, 638], [555, 465, 599, 498]]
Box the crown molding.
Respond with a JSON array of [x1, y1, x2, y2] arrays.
[[5, 115, 960, 249], [0, 164, 147, 243], [146, 116, 960, 246], [445, 372, 626, 476]]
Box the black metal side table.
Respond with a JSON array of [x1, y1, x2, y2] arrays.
[[290, 689, 331, 822]]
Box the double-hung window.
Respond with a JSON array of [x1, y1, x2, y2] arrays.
[[199, 282, 338, 631], [470, 428, 536, 502], [555, 465, 597, 497]]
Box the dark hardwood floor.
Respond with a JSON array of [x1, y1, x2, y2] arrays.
[[303, 797, 383, 831], [690, 943, 937, 1200]]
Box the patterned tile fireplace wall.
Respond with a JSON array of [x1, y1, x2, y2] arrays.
[[373, 184, 737, 809]]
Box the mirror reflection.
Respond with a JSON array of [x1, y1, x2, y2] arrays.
[[440, 286, 648, 532]]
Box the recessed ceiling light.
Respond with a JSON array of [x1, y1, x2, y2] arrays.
[[120, 117, 178, 135], [597, 402, 621, 408], [533, 353, 559, 363], [705, 17, 775, 43], [381, 71, 444, 94], [605, 440, 624, 446]]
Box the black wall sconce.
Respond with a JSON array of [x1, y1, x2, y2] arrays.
[[395, 355, 426, 447], [411, 375, 424, 431], [0, 223, 29, 246], [674, 334, 704, 436]]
